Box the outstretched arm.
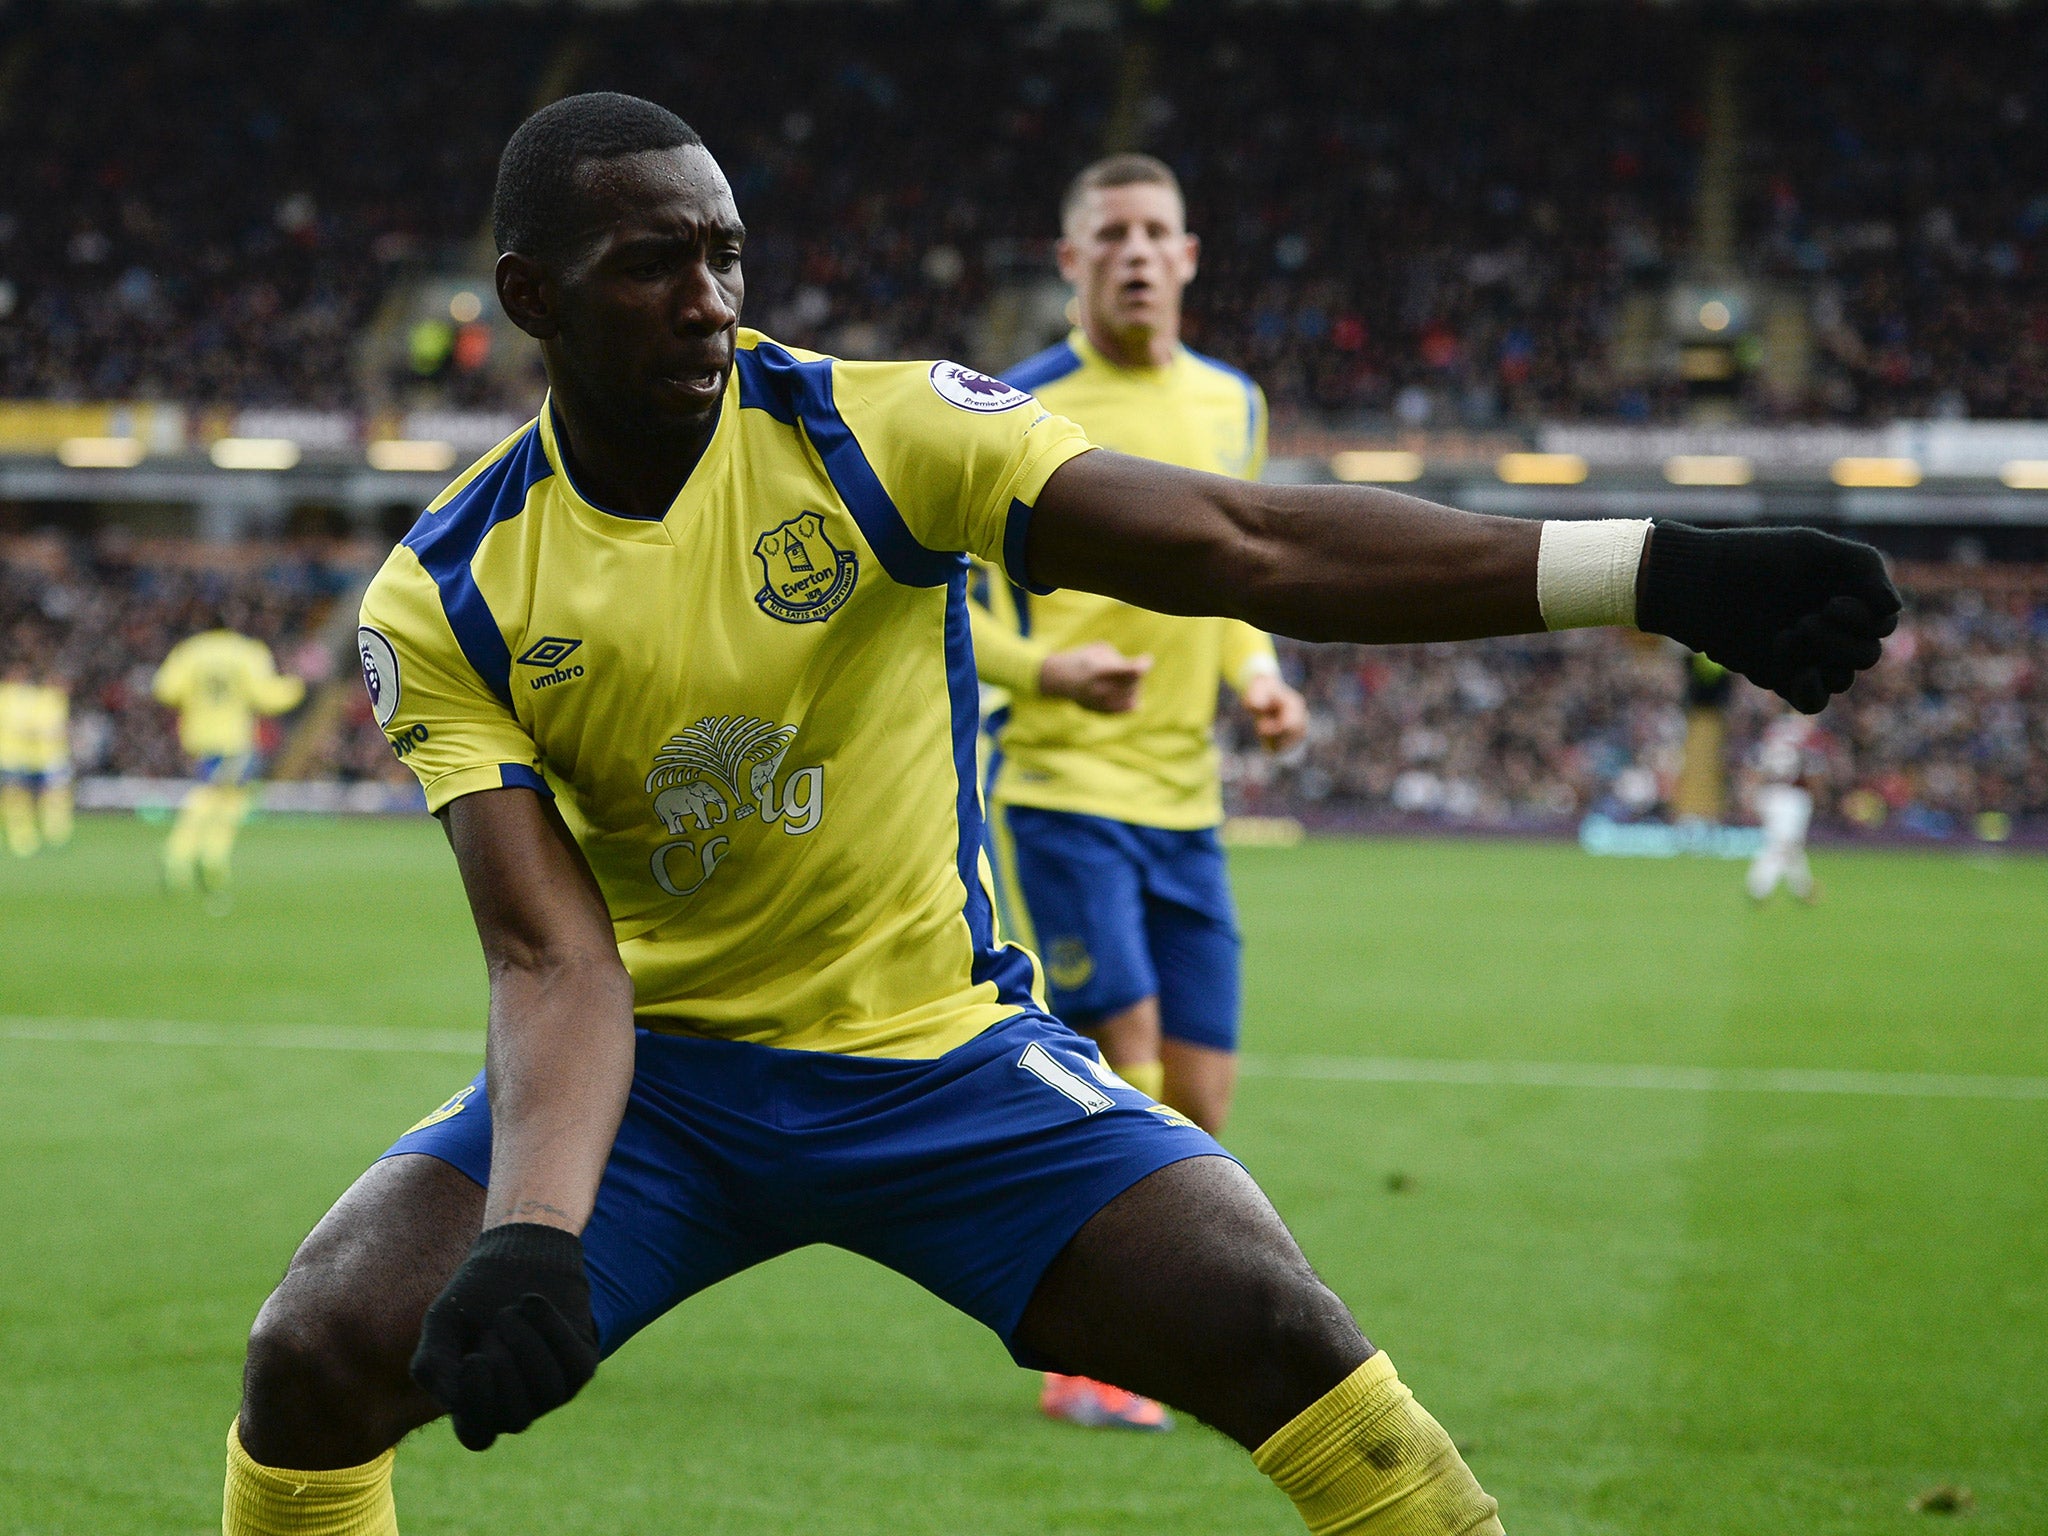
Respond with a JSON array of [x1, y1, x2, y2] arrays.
[[1028, 450, 1899, 712], [408, 784, 635, 1452]]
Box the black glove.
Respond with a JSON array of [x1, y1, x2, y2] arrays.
[[1637, 521, 1902, 714], [410, 1222, 600, 1451]]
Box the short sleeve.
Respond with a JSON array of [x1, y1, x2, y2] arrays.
[[151, 646, 186, 707], [831, 359, 1094, 588], [358, 547, 547, 813]]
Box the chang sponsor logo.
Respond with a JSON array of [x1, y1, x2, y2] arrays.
[[642, 715, 825, 898]]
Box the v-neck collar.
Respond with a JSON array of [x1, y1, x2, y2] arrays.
[[538, 379, 737, 543]]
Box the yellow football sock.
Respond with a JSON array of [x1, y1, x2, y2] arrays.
[[1119, 1059, 1166, 1099], [3, 782, 39, 856], [224, 1419, 398, 1536], [200, 785, 252, 885], [1254, 1353, 1503, 1536], [39, 782, 72, 846], [165, 786, 209, 887]]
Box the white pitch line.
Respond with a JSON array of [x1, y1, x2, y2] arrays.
[[1239, 1053, 2048, 1102], [0, 1015, 483, 1056], [2, 1016, 2044, 1103]]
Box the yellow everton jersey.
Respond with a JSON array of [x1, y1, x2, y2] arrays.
[[0, 682, 69, 772], [984, 329, 1278, 830], [358, 330, 1095, 1059], [151, 631, 304, 758]]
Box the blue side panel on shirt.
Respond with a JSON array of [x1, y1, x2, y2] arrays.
[[402, 427, 552, 705], [1002, 340, 1083, 394], [733, 342, 959, 588], [1184, 345, 1262, 464], [944, 571, 1037, 1007]]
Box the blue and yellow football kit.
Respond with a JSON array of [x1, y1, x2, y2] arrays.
[[0, 679, 71, 856], [370, 333, 1223, 1359], [151, 630, 303, 889], [977, 330, 1276, 1046]]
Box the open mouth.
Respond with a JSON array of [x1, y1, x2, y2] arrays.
[[663, 365, 727, 399]]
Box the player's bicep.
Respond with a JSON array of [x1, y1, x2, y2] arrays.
[[1025, 449, 1261, 618]]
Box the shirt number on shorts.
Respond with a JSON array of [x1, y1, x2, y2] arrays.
[[1017, 1042, 1115, 1116]]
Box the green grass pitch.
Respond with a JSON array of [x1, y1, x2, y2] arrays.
[[3, 815, 2045, 1534]]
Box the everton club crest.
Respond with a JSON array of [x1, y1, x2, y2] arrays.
[[754, 512, 858, 624]]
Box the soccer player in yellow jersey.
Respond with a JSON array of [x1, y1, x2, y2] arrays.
[[223, 95, 1897, 1536], [151, 626, 304, 893], [0, 658, 72, 856], [976, 152, 1310, 1433], [986, 155, 1309, 1136]]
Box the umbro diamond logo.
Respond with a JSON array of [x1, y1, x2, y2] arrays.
[[517, 636, 583, 668]]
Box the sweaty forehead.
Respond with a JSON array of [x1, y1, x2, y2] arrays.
[[565, 145, 740, 249]]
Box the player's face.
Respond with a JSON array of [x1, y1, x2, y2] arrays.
[[1058, 183, 1199, 343], [516, 145, 746, 435]]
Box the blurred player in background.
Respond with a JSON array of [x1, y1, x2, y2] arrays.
[[1747, 712, 1821, 903], [981, 153, 1308, 1432], [986, 155, 1307, 1135], [151, 622, 304, 895], [0, 654, 73, 857]]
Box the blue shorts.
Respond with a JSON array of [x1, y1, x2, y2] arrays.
[[195, 753, 255, 786], [1000, 806, 1242, 1051], [1, 767, 65, 791], [381, 1012, 1225, 1366]]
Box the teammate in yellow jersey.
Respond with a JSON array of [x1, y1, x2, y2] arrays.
[[151, 625, 304, 895], [222, 94, 1897, 1536], [0, 658, 72, 856], [990, 155, 1309, 1128], [977, 153, 1310, 1434]]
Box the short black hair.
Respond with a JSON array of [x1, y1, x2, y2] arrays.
[[493, 92, 703, 260]]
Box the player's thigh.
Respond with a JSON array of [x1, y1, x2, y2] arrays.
[[1143, 831, 1243, 1053], [241, 1151, 481, 1465], [379, 1057, 784, 1359], [1004, 807, 1156, 1021], [1014, 1154, 1369, 1449]]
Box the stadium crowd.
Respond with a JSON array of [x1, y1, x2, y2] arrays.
[[3, 2, 2047, 424], [1225, 569, 2048, 837], [0, 536, 2038, 838]]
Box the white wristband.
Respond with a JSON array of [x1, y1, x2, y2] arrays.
[[1536, 519, 1651, 630]]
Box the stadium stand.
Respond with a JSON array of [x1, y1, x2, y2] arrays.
[[2, 1, 2045, 838], [0, 1, 2040, 423]]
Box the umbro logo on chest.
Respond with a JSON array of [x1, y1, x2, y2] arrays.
[[517, 635, 586, 691]]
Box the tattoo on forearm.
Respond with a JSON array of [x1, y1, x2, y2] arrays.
[[512, 1200, 576, 1223]]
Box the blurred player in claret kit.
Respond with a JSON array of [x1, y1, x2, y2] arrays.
[[151, 622, 304, 896], [223, 93, 1897, 1536], [1747, 712, 1823, 904], [976, 154, 1308, 1431]]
